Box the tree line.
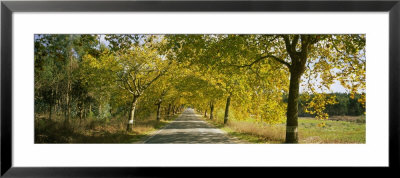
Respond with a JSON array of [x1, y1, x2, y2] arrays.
[[295, 93, 365, 117]]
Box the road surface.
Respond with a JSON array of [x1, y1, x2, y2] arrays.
[[144, 108, 241, 143]]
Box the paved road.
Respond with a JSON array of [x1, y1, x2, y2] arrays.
[[144, 108, 240, 143]]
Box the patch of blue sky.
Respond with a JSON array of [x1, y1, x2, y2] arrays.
[[99, 34, 109, 47]]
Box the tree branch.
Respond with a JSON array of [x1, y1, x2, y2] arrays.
[[291, 35, 300, 52], [117, 74, 134, 94], [118, 84, 134, 94], [236, 55, 291, 69], [144, 70, 166, 90], [270, 55, 291, 69], [128, 72, 137, 91], [281, 35, 292, 54]]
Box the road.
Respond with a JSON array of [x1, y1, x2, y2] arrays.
[[144, 108, 240, 143]]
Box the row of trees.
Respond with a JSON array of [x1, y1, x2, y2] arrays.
[[35, 34, 366, 143], [164, 34, 365, 143], [34, 35, 185, 130]]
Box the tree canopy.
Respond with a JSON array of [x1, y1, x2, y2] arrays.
[[34, 34, 366, 143]]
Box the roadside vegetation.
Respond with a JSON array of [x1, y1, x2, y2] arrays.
[[35, 113, 178, 143], [202, 109, 365, 144]]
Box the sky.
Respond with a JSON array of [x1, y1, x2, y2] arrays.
[[300, 80, 348, 93], [330, 82, 349, 93]]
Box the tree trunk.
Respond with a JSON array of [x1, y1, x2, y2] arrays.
[[54, 102, 58, 116], [285, 71, 302, 143], [84, 103, 87, 119], [127, 96, 138, 132], [65, 52, 73, 125], [89, 104, 92, 117], [204, 110, 207, 117], [64, 91, 70, 125], [79, 102, 84, 123], [224, 96, 231, 124], [210, 103, 214, 120], [54, 88, 58, 115], [48, 103, 52, 120], [64, 91, 70, 127], [167, 103, 171, 116], [48, 89, 53, 120], [156, 103, 161, 121]]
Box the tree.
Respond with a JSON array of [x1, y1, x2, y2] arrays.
[[113, 37, 170, 131], [237, 35, 365, 143]]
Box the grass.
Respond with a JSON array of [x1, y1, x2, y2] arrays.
[[298, 117, 365, 143], [35, 113, 177, 143], [202, 114, 366, 144]]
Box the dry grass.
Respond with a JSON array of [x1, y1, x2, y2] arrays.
[[328, 115, 366, 123], [225, 121, 285, 143], [35, 114, 176, 143], [203, 115, 285, 143], [203, 115, 365, 144]]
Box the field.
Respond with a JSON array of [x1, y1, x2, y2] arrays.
[[203, 115, 366, 144]]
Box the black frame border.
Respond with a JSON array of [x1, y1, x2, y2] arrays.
[[1, 0, 399, 177]]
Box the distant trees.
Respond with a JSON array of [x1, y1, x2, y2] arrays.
[[297, 93, 365, 117]]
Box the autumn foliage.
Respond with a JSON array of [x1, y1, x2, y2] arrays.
[[34, 34, 365, 143]]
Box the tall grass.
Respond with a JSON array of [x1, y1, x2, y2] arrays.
[[203, 109, 365, 144], [35, 113, 176, 143], [225, 121, 286, 143]]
